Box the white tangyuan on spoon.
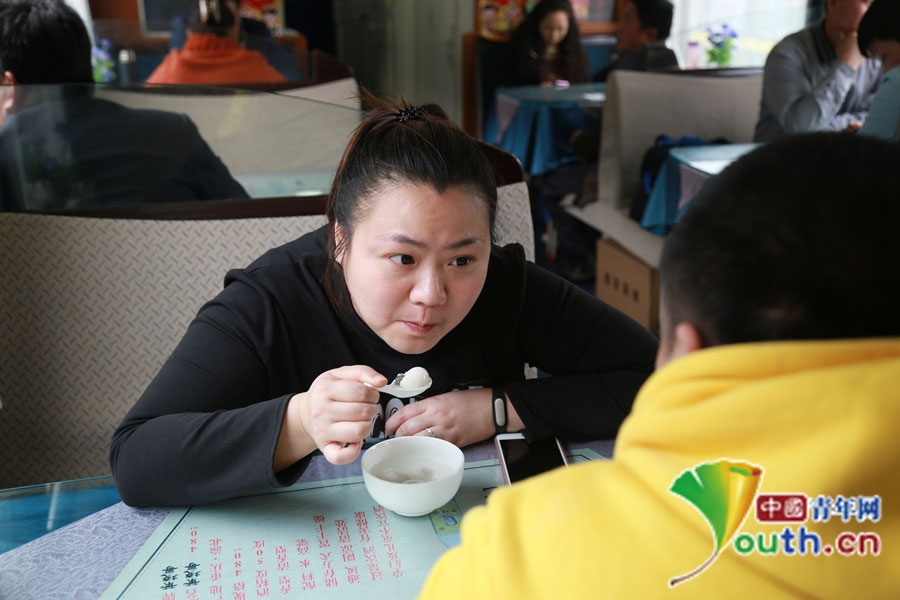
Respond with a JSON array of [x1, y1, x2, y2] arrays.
[[366, 366, 432, 398]]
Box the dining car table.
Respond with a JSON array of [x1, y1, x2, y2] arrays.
[[0, 440, 614, 599], [640, 143, 760, 235], [485, 82, 607, 177]]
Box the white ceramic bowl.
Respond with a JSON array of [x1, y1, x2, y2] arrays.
[[361, 436, 464, 517]]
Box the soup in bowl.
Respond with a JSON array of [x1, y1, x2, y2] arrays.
[[361, 436, 465, 517]]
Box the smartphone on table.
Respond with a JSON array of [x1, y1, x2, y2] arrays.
[[494, 432, 569, 485]]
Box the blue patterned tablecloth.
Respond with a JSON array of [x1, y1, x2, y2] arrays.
[[0, 440, 614, 599], [642, 143, 760, 235], [486, 83, 606, 177]]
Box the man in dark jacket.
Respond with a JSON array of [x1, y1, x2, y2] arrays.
[[573, 0, 678, 161], [0, 0, 247, 212]]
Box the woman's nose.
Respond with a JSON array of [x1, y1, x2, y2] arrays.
[[409, 269, 447, 306]]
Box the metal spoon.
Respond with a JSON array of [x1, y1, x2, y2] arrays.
[[365, 369, 432, 398]]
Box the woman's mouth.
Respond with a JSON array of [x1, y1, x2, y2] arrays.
[[402, 321, 436, 335]]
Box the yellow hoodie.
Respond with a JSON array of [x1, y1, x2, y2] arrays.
[[420, 339, 900, 599]]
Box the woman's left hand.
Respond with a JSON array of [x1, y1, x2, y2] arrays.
[[384, 388, 494, 447]]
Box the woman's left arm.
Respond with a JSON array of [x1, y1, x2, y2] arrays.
[[505, 261, 659, 441]]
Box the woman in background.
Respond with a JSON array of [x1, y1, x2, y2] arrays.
[[147, 0, 285, 85], [505, 0, 590, 86]]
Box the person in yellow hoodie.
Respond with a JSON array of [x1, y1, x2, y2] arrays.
[[420, 132, 900, 599]]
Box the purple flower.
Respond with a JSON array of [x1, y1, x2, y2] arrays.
[[705, 23, 738, 66], [707, 23, 738, 48]]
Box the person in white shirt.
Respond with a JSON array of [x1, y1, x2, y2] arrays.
[[754, 0, 882, 142]]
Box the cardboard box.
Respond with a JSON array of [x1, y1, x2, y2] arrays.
[[595, 238, 659, 334]]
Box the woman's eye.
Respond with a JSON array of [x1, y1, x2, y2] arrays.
[[451, 256, 473, 267], [390, 254, 415, 265]]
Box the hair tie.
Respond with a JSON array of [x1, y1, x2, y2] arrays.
[[395, 106, 425, 123]]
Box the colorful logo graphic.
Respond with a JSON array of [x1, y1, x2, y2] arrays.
[[667, 459, 763, 587], [668, 460, 883, 589]]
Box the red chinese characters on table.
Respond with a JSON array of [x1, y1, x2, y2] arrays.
[[169, 506, 407, 599], [357, 509, 381, 581], [254, 568, 269, 598], [363, 545, 382, 582], [313, 514, 338, 588], [209, 537, 223, 585], [296, 538, 316, 591], [233, 547, 243, 578], [334, 518, 359, 585], [232, 581, 246, 600], [355, 510, 371, 543], [374, 505, 403, 578], [253, 540, 270, 597], [274, 545, 291, 594]]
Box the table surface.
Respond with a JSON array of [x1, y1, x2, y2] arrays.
[[0, 475, 121, 554], [669, 143, 760, 175], [490, 83, 605, 177], [641, 143, 761, 235], [496, 82, 607, 105], [0, 439, 614, 599]]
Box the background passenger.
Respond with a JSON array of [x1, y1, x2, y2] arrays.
[[504, 0, 590, 86], [547, 0, 677, 281], [0, 0, 247, 211], [167, 11, 307, 82], [754, 0, 881, 142], [592, 0, 677, 83], [573, 0, 677, 162], [147, 0, 286, 85], [110, 95, 658, 508]]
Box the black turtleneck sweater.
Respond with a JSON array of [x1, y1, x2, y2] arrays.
[[110, 227, 657, 507]]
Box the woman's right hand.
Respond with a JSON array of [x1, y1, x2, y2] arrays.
[[292, 366, 386, 466]]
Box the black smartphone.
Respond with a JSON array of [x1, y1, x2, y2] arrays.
[[494, 433, 569, 485]]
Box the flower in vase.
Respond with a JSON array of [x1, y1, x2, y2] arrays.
[[706, 23, 738, 67], [92, 38, 116, 83]]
